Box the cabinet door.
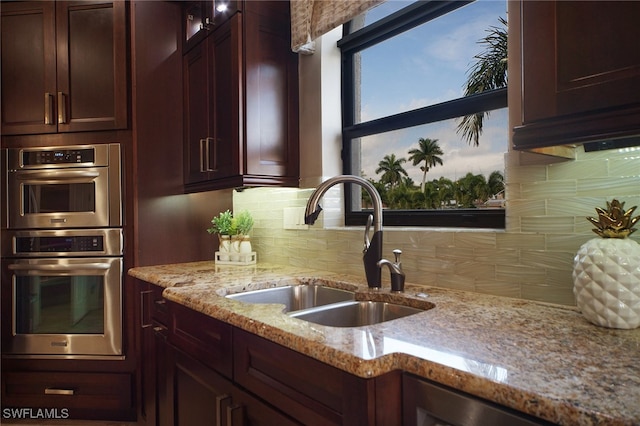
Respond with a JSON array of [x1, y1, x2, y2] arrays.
[[55, 1, 128, 132], [183, 15, 241, 187], [243, 2, 299, 182], [138, 282, 168, 426], [234, 329, 373, 426], [184, 38, 213, 185], [168, 345, 234, 426], [513, 0, 640, 149], [210, 14, 242, 182], [0, 2, 57, 135]]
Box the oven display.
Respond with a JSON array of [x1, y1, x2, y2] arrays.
[[22, 148, 95, 165], [15, 236, 104, 253]]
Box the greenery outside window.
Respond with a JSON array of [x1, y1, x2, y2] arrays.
[[340, 0, 508, 228]]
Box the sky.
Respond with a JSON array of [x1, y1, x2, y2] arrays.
[[356, 0, 508, 184]]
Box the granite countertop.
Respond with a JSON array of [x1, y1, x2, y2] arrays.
[[128, 261, 640, 426]]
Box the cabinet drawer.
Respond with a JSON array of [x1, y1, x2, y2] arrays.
[[2, 371, 133, 420], [140, 283, 169, 326], [168, 301, 233, 378], [233, 329, 371, 426]]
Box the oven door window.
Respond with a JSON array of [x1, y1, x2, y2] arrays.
[[23, 182, 96, 214], [15, 275, 104, 334], [8, 166, 113, 229]]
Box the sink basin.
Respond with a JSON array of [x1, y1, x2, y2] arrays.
[[226, 285, 355, 312], [288, 301, 424, 327]]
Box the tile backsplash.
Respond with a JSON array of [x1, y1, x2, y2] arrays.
[[234, 146, 640, 306]]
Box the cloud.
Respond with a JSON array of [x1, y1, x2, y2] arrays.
[[359, 109, 507, 183]]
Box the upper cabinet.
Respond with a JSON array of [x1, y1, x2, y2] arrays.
[[183, 1, 299, 192], [1, 1, 128, 136], [183, 0, 241, 52], [513, 0, 640, 150]]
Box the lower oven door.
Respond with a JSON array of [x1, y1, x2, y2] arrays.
[[1, 257, 123, 357]]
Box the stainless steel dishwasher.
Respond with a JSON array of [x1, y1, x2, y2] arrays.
[[403, 374, 555, 426]]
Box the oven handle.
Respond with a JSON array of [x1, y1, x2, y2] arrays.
[[14, 170, 100, 180], [8, 262, 112, 272]]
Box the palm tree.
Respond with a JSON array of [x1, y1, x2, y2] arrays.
[[375, 154, 408, 189], [487, 170, 504, 198], [457, 17, 508, 146], [434, 177, 455, 209], [408, 138, 444, 192]]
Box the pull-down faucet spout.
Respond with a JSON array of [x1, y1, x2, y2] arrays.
[[304, 175, 383, 289]]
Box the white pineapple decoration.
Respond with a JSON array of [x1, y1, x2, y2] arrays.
[[572, 199, 640, 329]]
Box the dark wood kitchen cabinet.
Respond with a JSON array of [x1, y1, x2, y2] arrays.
[[234, 329, 388, 426], [165, 344, 299, 426], [2, 371, 133, 420], [0, 1, 127, 136], [182, 0, 241, 53], [136, 287, 298, 426], [137, 281, 167, 426], [135, 289, 400, 426], [513, 1, 640, 149], [183, 1, 299, 192]]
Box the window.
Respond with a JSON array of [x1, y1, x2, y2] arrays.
[[340, 0, 507, 228]]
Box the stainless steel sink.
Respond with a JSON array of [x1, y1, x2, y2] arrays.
[[288, 301, 424, 327], [226, 285, 355, 312]]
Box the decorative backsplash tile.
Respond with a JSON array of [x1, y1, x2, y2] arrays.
[[234, 146, 640, 306]]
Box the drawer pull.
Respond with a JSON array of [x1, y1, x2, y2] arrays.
[[226, 404, 244, 426], [44, 92, 54, 125], [216, 394, 231, 426], [45, 388, 74, 396], [57, 92, 67, 124]]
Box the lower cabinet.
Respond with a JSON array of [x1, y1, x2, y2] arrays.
[[166, 344, 298, 426], [136, 291, 401, 426]]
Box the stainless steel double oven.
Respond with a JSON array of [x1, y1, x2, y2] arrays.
[[2, 144, 124, 358]]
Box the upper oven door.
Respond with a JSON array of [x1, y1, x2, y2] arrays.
[[6, 144, 122, 229]]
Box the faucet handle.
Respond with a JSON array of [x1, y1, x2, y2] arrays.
[[393, 249, 402, 264]]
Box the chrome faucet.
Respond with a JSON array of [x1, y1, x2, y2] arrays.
[[305, 175, 400, 290]]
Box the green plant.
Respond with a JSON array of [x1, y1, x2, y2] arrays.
[[234, 210, 254, 235], [207, 210, 235, 236]]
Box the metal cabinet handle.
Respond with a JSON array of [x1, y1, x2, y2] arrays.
[[153, 325, 168, 341], [199, 137, 218, 173], [200, 138, 207, 172], [226, 404, 244, 426], [215, 394, 231, 426], [44, 93, 55, 125], [57, 91, 67, 124], [206, 137, 217, 172], [45, 388, 74, 396]]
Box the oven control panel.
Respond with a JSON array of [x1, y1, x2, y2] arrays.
[[2, 229, 123, 258], [22, 148, 95, 165], [15, 235, 104, 253]]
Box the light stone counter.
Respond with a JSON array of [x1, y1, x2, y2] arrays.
[[128, 261, 640, 426]]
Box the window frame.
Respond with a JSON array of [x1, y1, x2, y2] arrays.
[[339, 0, 507, 229]]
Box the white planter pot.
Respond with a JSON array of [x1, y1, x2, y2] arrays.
[[218, 235, 231, 261], [572, 237, 640, 329]]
